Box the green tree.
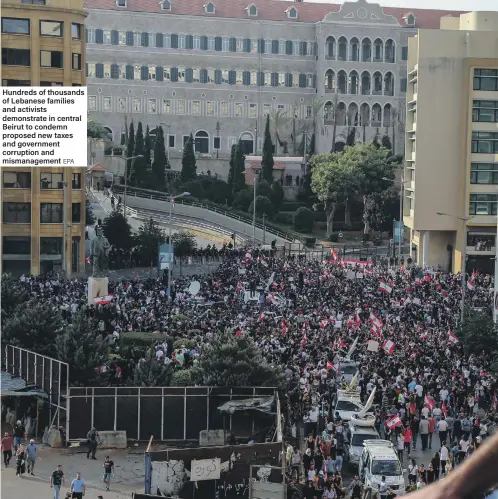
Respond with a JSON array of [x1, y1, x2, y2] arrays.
[[87, 120, 111, 140], [183, 179, 204, 200], [170, 369, 193, 386], [233, 141, 246, 193], [271, 181, 284, 211], [293, 206, 314, 232], [297, 133, 307, 157], [227, 144, 237, 190], [2, 301, 64, 357], [381, 134, 392, 151], [136, 218, 167, 269], [133, 348, 173, 387], [85, 198, 96, 226], [255, 179, 273, 200], [171, 231, 197, 261], [126, 121, 135, 180], [233, 189, 253, 211], [363, 187, 399, 233], [261, 114, 274, 184], [457, 307, 498, 359], [1, 275, 28, 321], [131, 121, 147, 186], [152, 125, 167, 191], [191, 329, 282, 387], [144, 125, 153, 187], [181, 133, 197, 182], [308, 132, 316, 157], [102, 209, 135, 251], [311, 151, 365, 237], [346, 127, 357, 147], [55, 312, 109, 385], [248, 195, 274, 218]]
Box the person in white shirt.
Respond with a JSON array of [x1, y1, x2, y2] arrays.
[[439, 388, 449, 403], [421, 406, 430, 419], [440, 444, 449, 475], [438, 417, 448, 445], [415, 384, 423, 398]]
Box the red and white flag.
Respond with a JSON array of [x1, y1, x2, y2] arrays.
[[369, 311, 382, 328], [424, 395, 436, 411], [330, 249, 338, 260], [355, 311, 361, 326], [301, 334, 307, 346], [442, 401, 448, 417], [382, 339, 395, 355], [409, 352, 417, 361], [259, 313, 265, 322], [379, 280, 393, 294], [448, 330, 460, 344], [85, 256, 90, 264], [467, 279, 475, 291], [235, 328, 243, 336], [420, 330, 429, 340], [94, 294, 115, 305], [281, 320, 288, 334], [320, 319, 330, 329], [333, 337, 345, 350], [326, 361, 336, 371], [370, 323, 382, 338], [386, 415, 402, 430]]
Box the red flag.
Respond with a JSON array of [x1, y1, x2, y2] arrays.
[[442, 401, 448, 417], [326, 361, 336, 370], [94, 294, 115, 305], [330, 249, 338, 260], [382, 340, 395, 355], [281, 320, 288, 334], [386, 415, 402, 430], [409, 352, 416, 361], [301, 334, 307, 346], [320, 319, 330, 328], [467, 279, 475, 291], [235, 329, 243, 336], [259, 313, 264, 322], [424, 394, 435, 411], [448, 330, 459, 344], [85, 256, 90, 264]]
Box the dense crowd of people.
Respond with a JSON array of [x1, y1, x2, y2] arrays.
[[4, 250, 498, 497]]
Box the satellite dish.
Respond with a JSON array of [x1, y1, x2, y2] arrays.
[[188, 281, 201, 296]]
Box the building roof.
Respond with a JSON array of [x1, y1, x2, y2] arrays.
[[88, 163, 107, 171], [248, 160, 286, 170], [84, 0, 465, 29]]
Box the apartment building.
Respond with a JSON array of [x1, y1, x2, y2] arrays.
[[84, 0, 463, 178], [1, 0, 87, 276], [403, 11, 498, 273]]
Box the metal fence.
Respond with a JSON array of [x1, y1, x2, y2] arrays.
[[2, 345, 69, 436], [67, 386, 276, 442]]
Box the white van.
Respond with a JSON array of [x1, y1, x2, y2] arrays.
[[358, 440, 404, 492]]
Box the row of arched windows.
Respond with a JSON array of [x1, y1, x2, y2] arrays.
[[325, 36, 395, 63], [323, 102, 394, 128], [324, 69, 395, 96]]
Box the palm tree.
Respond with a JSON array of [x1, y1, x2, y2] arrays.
[[324, 93, 340, 152], [269, 108, 289, 155]]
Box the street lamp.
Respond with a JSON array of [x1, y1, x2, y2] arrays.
[[167, 192, 191, 301], [160, 122, 172, 163], [215, 121, 220, 159], [253, 170, 257, 246], [382, 176, 410, 265], [437, 211, 474, 322], [122, 154, 144, 219]]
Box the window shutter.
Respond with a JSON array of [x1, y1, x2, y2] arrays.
[[170, 67, 178, 81], [243, 38, 251, 53], [141, 32, 149, 47], [312, 74, 317, 88], [200, 36, 208, 50], [156, 66, 164, 81], [229, 37, 236, 52], [200, 69, 208, 84], [215, 36, 222, 51], [186, 35, 193, 49], [185, 68, 193, 83], [156, 33, 164, 48], [271, 72, 278, 87], [286, 40, 292, 55], [95, 29, 104, 44], [285, 73, 292, 87], [272, 40, 279, 54], [257, 72, 265, 86], [111, 30, 119, 45], [95, 63, 104, 78], [170, 34, 178, 49], [228, 70, 236, 85], [140, 66, 148, 80], [299, 73, 306, 88], [243, 71, 250, 85], [214, 70, 222, 84], [258, 39, 265, 54], [300, 41, 307, 56], [126, 64, 134, 79], [126, 31, 133, 46], [111, 63, 120, 79]]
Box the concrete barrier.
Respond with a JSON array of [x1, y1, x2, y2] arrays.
[[99, 431, 127, 449], [43, 426, 62, 448]]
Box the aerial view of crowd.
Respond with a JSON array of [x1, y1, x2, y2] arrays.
[[4, 249, 498, 497]]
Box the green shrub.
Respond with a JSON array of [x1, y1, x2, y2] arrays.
[[233, 189, 253, 211], [274, 212, 294, 225], [281, 201, 305, 211], [293, 207, 314, 232], [170, 369, 193, 386], [304, 237, 316, 248], [121, 331, 162, 348], [329, 233, 339, 242], [248, 195, 273, 218], [173, 338, 197, 350]]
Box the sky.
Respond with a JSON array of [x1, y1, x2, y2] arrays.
[[311, 0, 498, 11]]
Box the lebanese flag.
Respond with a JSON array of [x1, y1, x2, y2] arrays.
[[467, 279, 475, 291], [382, 339, 395, 355], [409, 352, 416, 361], [369, 311, 382, 328], [243, 250, 253, 263], [424, 395, 436, 411], [386, 415, 402, 430], [442, 401, 448, 417], [355, 311, 361, 326], [370, 323, 382, 338], [259, 313, 265, 322], [347, 315, 354, 328], [94, 294, 115, 305], [85, 256, 90, 264], [448, 330, 459, 344], [326, 361, 336, 371], [330, 249, 338, 260], [333, 337, 345, 350], [420, 330, 429, 340], [301, 334, 307, 346], [235, 328, 243, 336], [379, 280, 393, 294], [281, 320, 288, 334], [320, 319, 330, 328]]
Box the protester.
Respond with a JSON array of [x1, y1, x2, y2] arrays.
[[1, 432, 13, 468]]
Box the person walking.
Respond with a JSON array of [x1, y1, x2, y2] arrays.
[[438, 416, 448, 446], [25, 439, 37, 475], [419, 416, 429, 451], [431, 451, 441, 481], [428, 414, 436, 450], [404, 426, 413, 457], [70, 472, 86, 499], [440, 442, 449, 476], [15, 443, 26, 477], [379, 476, 388, 499], [408, 459, 418, 485], [1, 432, 13, 467], [396, 432, 404, 463], [86, 426, 101, 460], [50, 464, 65, 499], [13, 420, 25, 452], [103, 455, 115, 491]]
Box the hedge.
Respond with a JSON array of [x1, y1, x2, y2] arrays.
[[121, 331, 164, 348]]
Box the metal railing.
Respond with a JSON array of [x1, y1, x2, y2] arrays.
[[113, 184, 297, 242]]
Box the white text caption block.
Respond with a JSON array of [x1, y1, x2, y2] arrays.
[[1, 87, 87, 167]]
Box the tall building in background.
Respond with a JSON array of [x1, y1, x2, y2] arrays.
[[1, 0, 87, 276], [403, 11, 498, 273], [83, 0, 464, 178]]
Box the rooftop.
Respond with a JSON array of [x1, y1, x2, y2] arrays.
[[84, 0, 465, 29]]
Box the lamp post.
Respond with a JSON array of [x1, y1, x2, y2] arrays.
[[62, 180, 69, 280], [215, 121, 220, 159], [167, 192, 191, 301], [437, 211, 474, 323], [253, 171, 257, 246], [122, 154, 144, 219], [382, 176, 410, 265], [160, 122, 172, 164]]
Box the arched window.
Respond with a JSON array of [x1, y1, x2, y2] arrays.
[[347, 103, 359, 126], [195, 130, 209, 153], [361, 38, 371, 62], [384, 72, 394, 96], [337, 102, 347, 126], [383, 104, 393, 127], [372, 104, 382, 126], [373, 38, 383, 62], [350, 37, 360, 62], [325, 36, 336, 59], [325, 69, 335, 92], [337, 70, 347, 94], [361, 71, 371, 95], [373, 72, 383, 95], [239, 132, 254, 155], [385, 39, 395, 63], [349, 70, 359, 95], [337, 36, 347, 61], [359, 103, 370, 127]]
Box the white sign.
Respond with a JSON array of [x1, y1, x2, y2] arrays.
[[191, 458, 221, 481], [367, 340, 379, 352], [1, 87, 87, 168]]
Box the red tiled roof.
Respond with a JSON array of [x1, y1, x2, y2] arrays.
[[84, 0, 465, 29], [249, 161, 286, 170], [88, 163, 107, 171]]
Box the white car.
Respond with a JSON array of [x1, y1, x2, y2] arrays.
[[345, 425, 380, 467]]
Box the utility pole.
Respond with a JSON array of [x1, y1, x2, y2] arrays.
[[263, 213, 266, 244], [252, 172, 257, 246], [62, 179, 69, 280]]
